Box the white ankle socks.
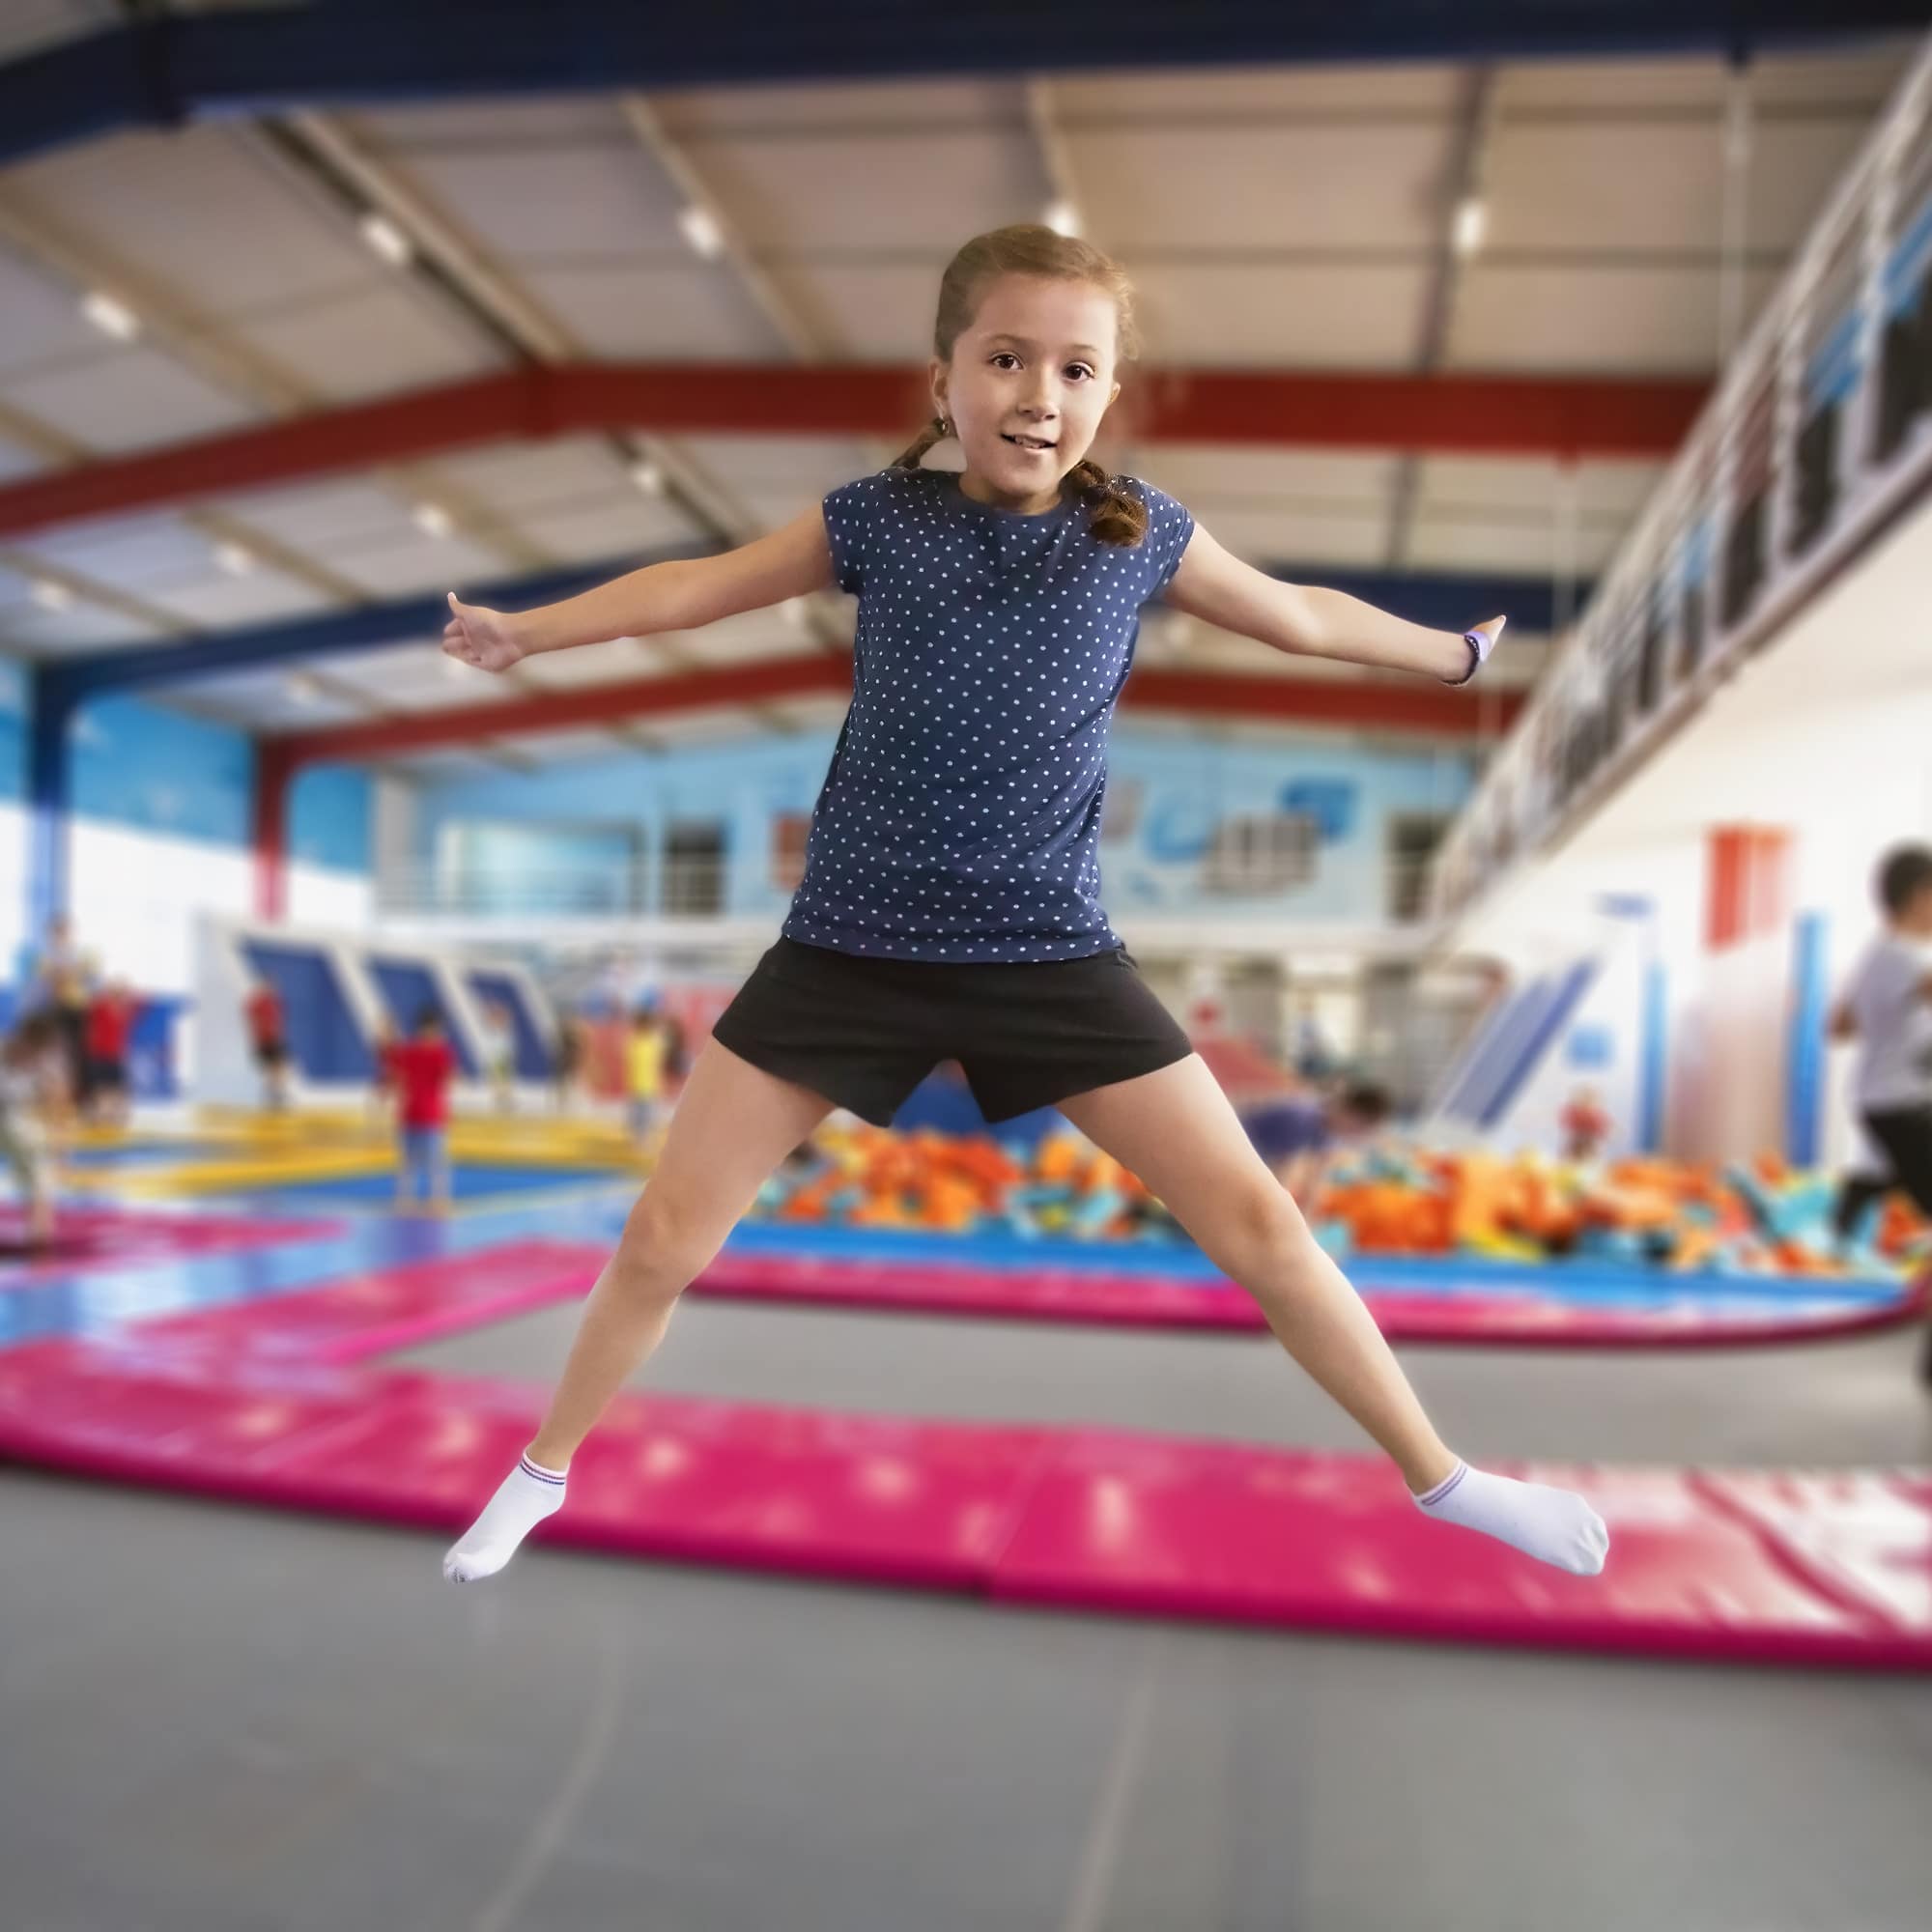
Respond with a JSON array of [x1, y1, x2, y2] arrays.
[[442, 1453, 568, 1582], [1414, 1462, 1608, 1575]]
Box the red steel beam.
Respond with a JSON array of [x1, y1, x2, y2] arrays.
[[269, 653, 1522, 770], [0, 363, 1704, 542]]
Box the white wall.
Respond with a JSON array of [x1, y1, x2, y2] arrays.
[[1446, 492, 1932, 1167]]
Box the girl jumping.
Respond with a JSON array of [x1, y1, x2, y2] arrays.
[[440, 224, 1608, 1585]]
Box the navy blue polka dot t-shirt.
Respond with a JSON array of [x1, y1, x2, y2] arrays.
[[782, 466, 1195, 962]]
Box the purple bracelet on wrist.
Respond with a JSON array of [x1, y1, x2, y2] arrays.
[[1449, 628, 1489, 686]]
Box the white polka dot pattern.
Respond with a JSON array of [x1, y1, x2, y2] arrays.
[[783, 467, 1196, 962]]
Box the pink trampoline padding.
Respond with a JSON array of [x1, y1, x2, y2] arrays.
[[693, 1251, 1929, 1347], [0, 1205, 338, 1283], [3, 1232, 1927, 1668], [128, 1240, 607, 1363], [988, 1439, 1932, 1668]]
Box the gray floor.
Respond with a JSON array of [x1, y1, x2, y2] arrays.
[[5, 1469, 1932, 1932], [401, 1298, 1932, 1468], [9, 1305, 1932, 1930]]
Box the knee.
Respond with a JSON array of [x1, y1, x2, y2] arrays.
[[1207, 1181, 1311, 1274], [613, 1188, 724, 1296]]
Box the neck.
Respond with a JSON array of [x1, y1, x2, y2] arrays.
[[954, 469, 1066, 516]]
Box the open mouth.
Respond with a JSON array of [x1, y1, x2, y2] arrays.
[[1003, 433, 1056, 453]]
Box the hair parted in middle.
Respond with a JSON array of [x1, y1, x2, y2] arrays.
[[891, 224, 1149, 548]]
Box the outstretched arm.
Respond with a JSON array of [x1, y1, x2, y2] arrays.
[[444, 505, 836, 672], [1163, 523, 1501, 682]]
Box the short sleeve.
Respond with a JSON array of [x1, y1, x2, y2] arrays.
[[1125, 477, 1196, 598], [821, 474, 878, 596]]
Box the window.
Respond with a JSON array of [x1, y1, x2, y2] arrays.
[[1203, 812, 1318, 895], [1387, 812, 1448, 923], [665, 820, 727, 917], [771, 812, 811, 892]]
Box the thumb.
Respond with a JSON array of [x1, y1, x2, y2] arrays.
[[446, 591, 469, 618]]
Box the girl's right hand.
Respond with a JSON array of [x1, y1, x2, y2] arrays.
[[443, 592, 527, 673]]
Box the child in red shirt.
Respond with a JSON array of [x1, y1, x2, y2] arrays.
[[84, 980, 138, 1127], [388, 1009, 456, 1214], [244, 980, 289, 1111]]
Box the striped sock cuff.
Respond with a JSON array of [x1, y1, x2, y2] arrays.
[[519, 1454, 568, 1486], [1415, 1461, 1468, 1508]]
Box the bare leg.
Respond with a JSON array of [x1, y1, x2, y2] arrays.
[[526, 1040, 833, 1467], [1058, 1056, 1456, 1492]]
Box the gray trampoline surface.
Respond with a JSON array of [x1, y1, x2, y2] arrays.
[[397, 1295, 1932, 1468], [5, 1469, 1932, 1932], [9, 1301, 1932, 1929]]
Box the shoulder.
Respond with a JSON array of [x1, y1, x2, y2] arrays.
[[825, 467, 928, 514], [1114, 474, 1191, 523], [1112, 474, 1195, 550]]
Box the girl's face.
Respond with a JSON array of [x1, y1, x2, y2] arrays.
[[932, 274, 1123, 512]]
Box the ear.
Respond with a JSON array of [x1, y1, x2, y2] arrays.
[[927, 355, 949, 418]]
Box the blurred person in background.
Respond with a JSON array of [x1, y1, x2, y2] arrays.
[[0, 1011, 64, 1251], [484, 999, 516, 1114], [1560, 1083, 1612, 1164], [26, 915, 90, 1113], [1830, 840, 1932, 1385], [1239, 1080, 1393, 1201], [82, 979, 139, 1128], [389, 1008, 456, 1216], [244, 976, 290, 1112], [551, 1009, 582, 1113], [625, 1004, 670, 1149], [368, 1013, 399, 1127]]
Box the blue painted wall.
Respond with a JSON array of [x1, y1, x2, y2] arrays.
[[0, 677, 373, 883], [414, 725, 1474, 923]]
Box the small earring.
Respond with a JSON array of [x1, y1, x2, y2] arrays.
[[935, 413, 952, 439]]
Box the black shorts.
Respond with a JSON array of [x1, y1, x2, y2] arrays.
[[254, 1038, 288, 1070], [711, 937, 1192, 1127]]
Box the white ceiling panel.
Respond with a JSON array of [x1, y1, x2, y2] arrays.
[[515, 638, 666, 689], [0, 254, 99, 380], [16, 512, 223, 588], [680, 434, 883, 496], [0, 599, 161, 656], [220, 479, 415, 553], [1183, 506, 1393, 569], [429, 437, 626, 513], [0, 349, 255, 451], [333, 532, 507, 600], [1054, 65, 1465, 119], [326, 641, 519, 708], [1403, 506, 1629, 576], [525, 263, 783, 359], [693, 131, 1039, 252], [1415, 456, 1665, 518], [1450, 263, 1781, 372], [161, 666, 371, 731], [660, 609, 823, 667], [1070, 123, 1453, 252], [11, 126, 377, 313], [352, 98, 637, 148], [1138, 447, 1403, 502], [231, 281, 498, 401], [388, 144, 681, 259], [659, 80, 1020, 139], [783, 264, 953, 361], [1131, 262, 1435, 367], [515, 497, 708, 563], [145, 571, 339, 630]]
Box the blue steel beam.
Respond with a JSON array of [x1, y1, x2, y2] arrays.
[[37, 556, 1578, 705], [3, 3, 1925, 169]]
